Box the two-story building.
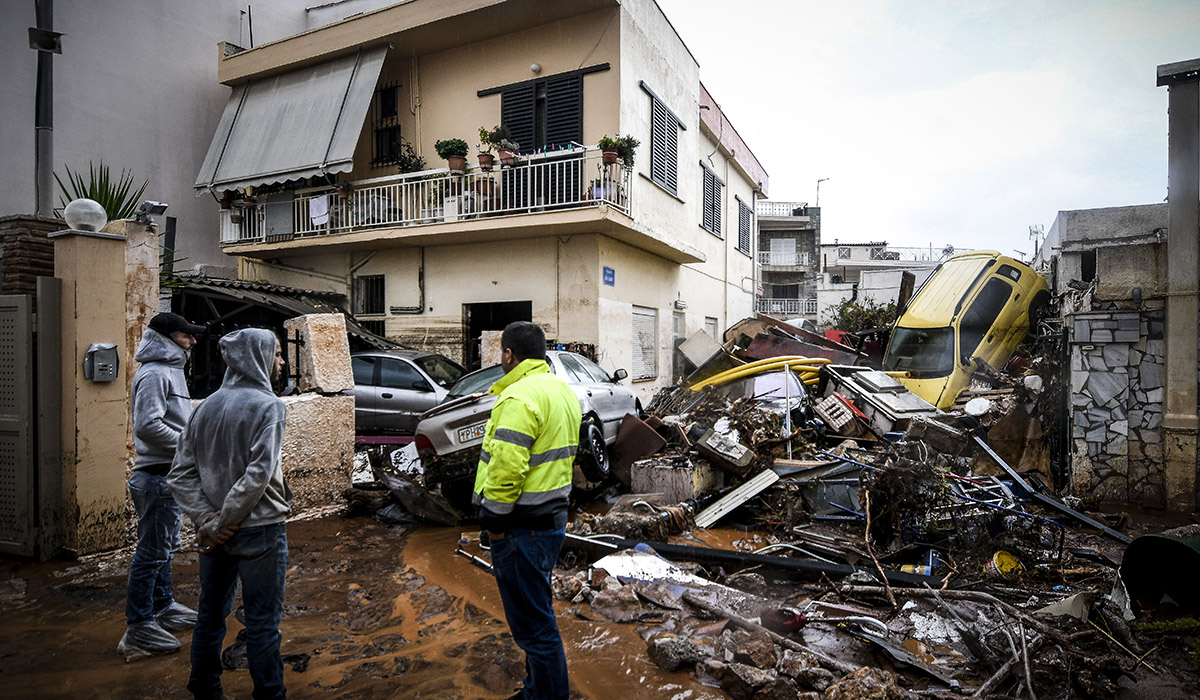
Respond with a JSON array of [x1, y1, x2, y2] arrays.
[[754, 201, 820, 323], [195, 0, 767, 399], [815, 241, 940, 323]]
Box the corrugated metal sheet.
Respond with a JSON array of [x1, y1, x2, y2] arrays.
[[195, 46, 388, 192]]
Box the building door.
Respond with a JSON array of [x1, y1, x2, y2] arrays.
[[0, 295, 35, 556], [462, 301, 532, 370]]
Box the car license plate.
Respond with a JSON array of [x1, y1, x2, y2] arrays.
[[457, 422, 487, 443]]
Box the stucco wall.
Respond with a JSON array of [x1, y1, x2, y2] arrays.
[[1, 0, 312, 276]]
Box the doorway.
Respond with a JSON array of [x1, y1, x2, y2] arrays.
[[462, 301, 532, 370]]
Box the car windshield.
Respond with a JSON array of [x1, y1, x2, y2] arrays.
[[415, 354, 466, 388], [446, 364, 505, 399], [883, 326, 955, 376]]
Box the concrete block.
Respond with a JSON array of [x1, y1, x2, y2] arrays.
[[284, 313, 353, 393], [280, 394, 355, 512], [481, 330, 503, 367], [630, 457, 724, 504]]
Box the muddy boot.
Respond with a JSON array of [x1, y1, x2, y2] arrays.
[[155, 601, 198, 631], [117, 620, 182, 661]]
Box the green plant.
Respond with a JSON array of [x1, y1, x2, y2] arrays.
[[54, 161, 149, 220], [434, 139, 469, 159], [598, 134, 640, 167], [821, 297, 899, 333], [477, 127, 495, 155], [393, 138, 426, 173]]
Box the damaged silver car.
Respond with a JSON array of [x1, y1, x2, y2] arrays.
[[414, 350, 641, 509]]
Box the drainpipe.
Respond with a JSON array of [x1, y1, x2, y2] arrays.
[[1158, 58, 1200, 511], [33, 0, 55, 217]]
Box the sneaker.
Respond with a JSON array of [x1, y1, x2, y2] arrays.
[[117, 620, 181, 661], [155, 601, 198, 631]]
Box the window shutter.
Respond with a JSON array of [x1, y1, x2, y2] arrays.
[[650, 98, 678, 194], [632, 307, 658, 380], [501, 83, 536, 153], [544, 74, 582, 147], [738, 200, 752, 253]]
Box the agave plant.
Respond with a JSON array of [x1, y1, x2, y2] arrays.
[[54, 162, 149, 220]]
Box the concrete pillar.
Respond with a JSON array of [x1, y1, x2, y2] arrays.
[[1158, 59, 1200, 511], [49, 226, 130, 554]]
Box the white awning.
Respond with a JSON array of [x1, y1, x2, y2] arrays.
[[195, 46, 387, 193]]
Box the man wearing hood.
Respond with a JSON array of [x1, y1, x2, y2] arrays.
[[120, 312, 205, 659], [169, 328, 290, 700]]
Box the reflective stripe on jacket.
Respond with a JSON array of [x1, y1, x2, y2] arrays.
[[474, 358, 582, 516]]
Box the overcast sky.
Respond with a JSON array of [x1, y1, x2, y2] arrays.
[[654, 0, 1200, 260]]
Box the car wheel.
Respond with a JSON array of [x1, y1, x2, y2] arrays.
[[577, 418, 610, 483], [439, 478, 475, 516]]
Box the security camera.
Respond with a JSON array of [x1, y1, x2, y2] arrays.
[[132, 200, 169, 224]]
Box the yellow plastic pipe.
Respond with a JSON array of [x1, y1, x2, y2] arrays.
[[691, 356, 828, 391]]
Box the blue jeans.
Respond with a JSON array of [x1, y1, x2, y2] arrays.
[[189, 523, 288, 700], [490, 527, 569, 700], [126, 470, 182, 625]]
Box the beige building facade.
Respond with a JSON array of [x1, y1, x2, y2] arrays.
[[206, 0, 768, 401]]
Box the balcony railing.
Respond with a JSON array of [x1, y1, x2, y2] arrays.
[[756, 201, 810, 217], [755, 297, 818, 317], [757, 251, 811, 267], [220, 147, 631, 246]]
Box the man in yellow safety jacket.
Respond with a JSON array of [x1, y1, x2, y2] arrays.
[[474, 321, 581, 700]]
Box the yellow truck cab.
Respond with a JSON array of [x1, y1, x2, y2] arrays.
[[882, 250, 1049, 409]]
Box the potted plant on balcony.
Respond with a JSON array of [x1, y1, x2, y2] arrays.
[[477, 127, 496, 171], [489, 125, 519, 167], [599, 134, 640, 167], [435, 138, 469, 174]]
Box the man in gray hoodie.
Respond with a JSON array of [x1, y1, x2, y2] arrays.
[[121, 312, 205, 659], [169, 328, 289, 700]]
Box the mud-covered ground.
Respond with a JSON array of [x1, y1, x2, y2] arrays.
[[0, 511, 719, 700]]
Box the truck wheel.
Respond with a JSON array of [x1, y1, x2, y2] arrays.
[[577, 418, 610, 482]]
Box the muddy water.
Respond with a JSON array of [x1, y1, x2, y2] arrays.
[[0, 514, 725, 699]]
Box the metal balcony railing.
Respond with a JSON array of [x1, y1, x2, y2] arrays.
[[756, 201, 810, 217], [755, 297, 818, 316], [757, 251, 811, 267], [219, 147, 631, 246]]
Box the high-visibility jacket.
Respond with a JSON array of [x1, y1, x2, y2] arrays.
[[474, 358, 581, 526]]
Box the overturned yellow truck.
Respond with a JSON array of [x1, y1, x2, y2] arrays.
[[882, 250, 1050, 409]]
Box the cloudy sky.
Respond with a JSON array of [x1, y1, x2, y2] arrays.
[[654, 0, 1200, 260]]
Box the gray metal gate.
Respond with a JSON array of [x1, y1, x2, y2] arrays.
[[0, 295, 35, 556]]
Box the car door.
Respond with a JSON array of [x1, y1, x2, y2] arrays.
[[349, 355, 382, 432], [559, 353, 628, 441], [377, 357, 441, 434]]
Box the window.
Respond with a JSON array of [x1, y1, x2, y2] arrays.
[[959, 278, 1013, 362], [353, 274, 385, 315], [483, 67, 610, 152], [736, 197, 752, 254], [359, 320, 386, 337], [370, 83, 402, 166], [632, 306, 658, 381], [352, 356, 378, 385], [770, 238, 796, 266], [650, 97, 679, 192], [705, 317, 719, 340], [558, 353, 594, 384], [576, 355, 614, 383], [379, 358, 424, 390], [701, 165, 724, 236], [837, 246, 852, 259]]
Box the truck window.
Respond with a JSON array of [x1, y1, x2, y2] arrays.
[[883, 327, 955, 376], [959, 278, 1013, 362]]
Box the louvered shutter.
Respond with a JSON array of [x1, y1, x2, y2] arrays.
[[544, 74, 582, 146], [501, 83, 535, 153], [650, 98, 678, 194], [632, 306, 658, 380], [738, 200, 752, 253], [702, 168, 721, 235]]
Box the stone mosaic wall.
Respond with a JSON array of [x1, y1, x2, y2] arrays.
[[1069, 308, 1165, 505]]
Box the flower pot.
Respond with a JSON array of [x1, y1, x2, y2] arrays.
[[229, 212, 243, 224], [478, 153, 495, 171], [498, 147, 518, 167], [446, 155, 467, 174], [602, 149, 619, 165]]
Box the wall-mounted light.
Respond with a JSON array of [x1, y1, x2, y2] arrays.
[[63, 198, 108, 232], [530, 62, 541, 74], [673, 299, 687, 310]]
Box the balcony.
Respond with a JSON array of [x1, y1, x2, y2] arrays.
[[755, 297, 818, 317], [757, 250, 811, 270], [220, 147, 632, 248], [756, 201, 812, 218]]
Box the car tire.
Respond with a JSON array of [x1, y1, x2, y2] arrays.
[[577, 418, 610, 483], [439, 478, 475, 517]]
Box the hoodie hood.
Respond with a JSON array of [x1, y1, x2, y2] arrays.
[[134, 328, 188, 367], [219, 328, 278, 392]]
